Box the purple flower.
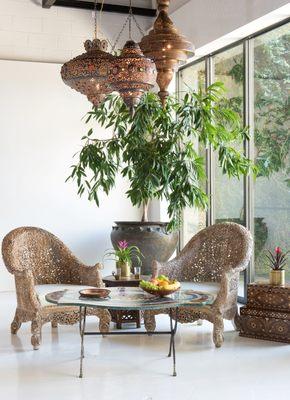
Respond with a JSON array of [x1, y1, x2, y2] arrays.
[[118, 240, 128, 250]]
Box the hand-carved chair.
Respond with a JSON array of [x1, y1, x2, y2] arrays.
[[2, 227, 111, 349], [144, 223, 253, 347]]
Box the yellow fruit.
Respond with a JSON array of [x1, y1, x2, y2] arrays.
[[158, 280, 168, 288], [164, 282, 180, 291]]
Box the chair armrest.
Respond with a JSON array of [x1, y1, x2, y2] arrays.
[[213, 269, 239, 313], [152, 260, 180, 280], [75, 263, 104, 287], [152, 260, 161, 278]]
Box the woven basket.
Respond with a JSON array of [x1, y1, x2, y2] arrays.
[[140, 285, 180, 298]]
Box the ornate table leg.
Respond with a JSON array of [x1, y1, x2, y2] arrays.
[[136, 310, 141, 329], [79, 306, 87, 378], [168, 310, 173, 357], [168, 308, 178, 377]]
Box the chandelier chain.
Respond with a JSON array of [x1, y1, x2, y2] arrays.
[[131, 14, 145, 36], [93, 0, 97, 39], [111, 0, 145, 52], [99, 28, 113, 48], [111, 14, 130, 52], [129, 0, 132, 40]]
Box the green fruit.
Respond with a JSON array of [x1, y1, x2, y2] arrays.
[[140, 281, 158, 290], [157, 275, 169, 281]]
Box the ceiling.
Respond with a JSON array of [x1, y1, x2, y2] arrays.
[[85, 1, 154, 7], [72, 0, 190, 11], [43, 0, 191, 16]]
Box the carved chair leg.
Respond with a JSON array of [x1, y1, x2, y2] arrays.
[[213, 315, 224, 348], [98, 309, 111, 336], [11, 310, 22, 334], [144, 311, 156, 333], [31, 315, 42, 350], [51, 320, 58, 328], [232, 307, 241, 331]]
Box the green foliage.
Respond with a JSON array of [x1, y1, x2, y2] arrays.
[[104, 240, 143, 266], [67, 83, 255, 231], [228, 31, 290, 184]]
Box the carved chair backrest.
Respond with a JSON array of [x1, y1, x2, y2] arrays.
[[2, 227, 85, 285], [157, 223, 252, 282]]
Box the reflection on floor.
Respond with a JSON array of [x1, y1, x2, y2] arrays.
[[0, 291, 289, 400]]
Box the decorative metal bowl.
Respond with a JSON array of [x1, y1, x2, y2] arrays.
[[79, 288, 111, 299], [140, 284, 180, 298]]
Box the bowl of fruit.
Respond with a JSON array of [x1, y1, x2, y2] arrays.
[[139, 275, 181, 297]]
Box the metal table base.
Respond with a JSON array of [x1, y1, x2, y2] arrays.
[[78, 306, 179, 378]]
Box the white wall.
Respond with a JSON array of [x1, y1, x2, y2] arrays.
[[0, 1, 151, 292], [0, 60, 141, 291], [171, 0, 289, 49], [0, 0, 151, 62]]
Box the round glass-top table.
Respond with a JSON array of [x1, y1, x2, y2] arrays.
[[46, 287, 214, 377]]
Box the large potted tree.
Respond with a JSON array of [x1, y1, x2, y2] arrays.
[[67, 83, 255, 274]]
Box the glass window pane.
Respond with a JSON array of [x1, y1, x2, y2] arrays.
[[178, 61, 206, 95], [253, 23, 290, 283], [213, 44, 245, 226], [213, 45, 246, 298], [178, 62, 207, 246]]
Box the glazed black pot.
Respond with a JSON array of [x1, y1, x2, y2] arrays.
[[111, 221, 179, 276]]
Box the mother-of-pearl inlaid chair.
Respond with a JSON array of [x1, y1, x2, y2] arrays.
[[2, 227, 111, 349], [144, 223, 253, 347]]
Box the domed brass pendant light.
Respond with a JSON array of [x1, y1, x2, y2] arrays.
[[108, 2, 156, 111], [61, 1, 113, 108], [140, 0, 194, 105]]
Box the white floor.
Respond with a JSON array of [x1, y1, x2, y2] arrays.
[[0, 291, 289, 400]]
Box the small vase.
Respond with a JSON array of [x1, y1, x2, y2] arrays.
[[269, 270, 285, 286], [117, 262, 131, 278]]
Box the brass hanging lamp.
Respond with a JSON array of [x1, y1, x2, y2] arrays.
[[140, 0, 194, 105], [61, 1, 113, 108], [108, 1, 156, 111]]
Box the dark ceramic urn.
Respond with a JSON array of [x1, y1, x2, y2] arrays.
[[111, 221, 179, 276]]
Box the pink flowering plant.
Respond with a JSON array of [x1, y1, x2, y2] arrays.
[[266, 247, 289, 270], [104, 240, 143, 266]]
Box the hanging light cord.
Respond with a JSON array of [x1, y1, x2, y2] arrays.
[[93, 0, 105, 39], [96, 0, 114, 48], [98, 0, 105, 39]]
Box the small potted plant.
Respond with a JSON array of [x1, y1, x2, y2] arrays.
[[104, 240, 143, 278], [266, 247, 289, 286]]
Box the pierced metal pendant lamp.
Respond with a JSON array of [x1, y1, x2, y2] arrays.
[[60, 1, 113, 108], [108, 2, 156, 110], [60, 0, 157, 111], [108, 39, 156, 110], [61, 38, 113, 108], [140, 0, 194, 105]]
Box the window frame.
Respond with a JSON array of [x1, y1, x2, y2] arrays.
[[177, 17, 290, 303]]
